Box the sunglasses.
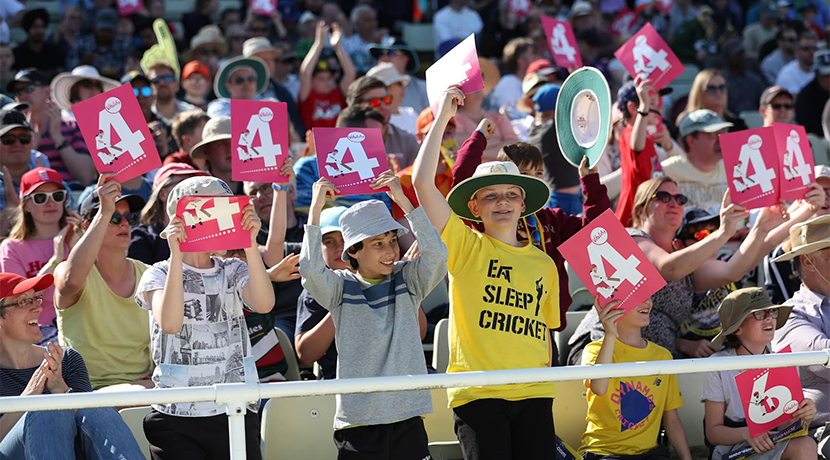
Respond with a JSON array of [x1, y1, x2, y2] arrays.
[[198, 48, 219, 56], [362, 95, 393, 108], [134, 86, 152, 97], [27, 190, 67, 205], [150, 75, 175, 85], [693, 229, 711, 241], [751, 308, 779, 321], [13, 84, 39, 95], [230, 75, 257, 85], [1, 134, 32, 146], [705, 84, 727, 94], [769, 103, 794, 110], [379, 50, 401, 57], [651, 191, 688, 205], [800, 45, 817, 52], [109, 211, 139, 227], [2, 295, 43, 309]]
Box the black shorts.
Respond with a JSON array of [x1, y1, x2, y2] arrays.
[[143, 409, 261, 460], [333, 416, 431, 460], [583, 445, 671, 460], [452, 398, 556, 460]]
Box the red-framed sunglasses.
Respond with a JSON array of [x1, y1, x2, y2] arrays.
[[363, 95, 392, 108]]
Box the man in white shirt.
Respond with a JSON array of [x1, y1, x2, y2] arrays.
[[491, 38, 538, 110], [341, 5, 384, 73], [761, 25, 798, 83], [433, 0, 483, 56], [775, 31, 818, 95]]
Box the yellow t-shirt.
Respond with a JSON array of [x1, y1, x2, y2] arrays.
[[441, 213, 560, 408], [57, 259, 152, 389], [580, 338, 683, 456]]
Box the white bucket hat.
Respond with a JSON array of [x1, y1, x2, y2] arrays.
[[339, 200, 408, 261], [366, 62, 410, 87], [50, 66, 119, 111]]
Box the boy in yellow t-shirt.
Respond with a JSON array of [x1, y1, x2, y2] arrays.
[[581, 295, 692, 460], [412, 87, 560, 459]]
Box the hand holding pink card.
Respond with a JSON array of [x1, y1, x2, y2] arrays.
[[720, 127, 781, 209], [772, 123, 815, 200], [231, 99, 290, 183], [541, 17, 582, 69], [250, 0, 277, 16], [313, 128, 389, 196], [426, 34, 485, 116], [557, 210, 667, 317], [175, 196, 252, 253], [614, 23, 684, 90]]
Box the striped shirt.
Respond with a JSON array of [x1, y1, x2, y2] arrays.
[[0, 347, 92, 405], [37, 120, 90, 183]]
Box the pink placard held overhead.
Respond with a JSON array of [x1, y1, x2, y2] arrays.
[[175, 196, 252, 253], [313, 128, 389, 196], [772, 123, 815, 201], [426, 34, 485, 116], [720, 127, 780, 209], [614, 23, 684, 90], [735, 347, 805, 439], [116, 0, 145, 16], [557, 210, 667, 317], [231, 99, 290, 183], [72, 84, 162, 183], [654, 0, 674, 14], [250, 0, 277, 16], [541, 17, 583, 69]]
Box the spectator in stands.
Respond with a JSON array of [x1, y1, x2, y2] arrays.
[[721, 38, 767, 115], [0, 109, 37, 201], [54, 175, 153, 390], [66, 9, 131, 80], [759, 86, 796, 126], [206, 56, 270, 118], [50, 65, 119, 121], [271, 44, 300, 102], [0, 273, 145, 459], [298, 21, 355, 129], [0, 45, 14, 91], [672, 6, 717, 64], [117, 71, 175, 161], [222, 24, 249, 65], [667, 0, 699, 39], [246, 13, 287, 42], [129, 163, 209, 265], [775, 30, 818, 95], [136, 176, 273, 459], [218, 8, 241, 35], [491, 38, 537, 110], [580, 296, 693, 460], [189, 116, 244, 194], [7, 69, 96, 186], [164, 109, 209, 168], [180, 61, 211, 110], [704, 288, 818, 460], [341, 5, 384, 73], [761, 23, 800, 84], [47, 7, 82, 60], [181, 25, 227, 80], [676, 69, 747, 133], [796, 50, 830, 137], [11, 9, 65, 78], [146, 63, 197, 127], [369, 38, 429, 111], [433, 0, 483, 56], [346, 75, 420, 168], [742, 1, 780, 60], [182, 0, 220, 45], [366, 62, 418, 135]]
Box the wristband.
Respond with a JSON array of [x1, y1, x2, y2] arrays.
[[271, 184, 289, 192], [636, 109, 648, 116], [476, 128, 488, 137], [50, 258, 60, 268]]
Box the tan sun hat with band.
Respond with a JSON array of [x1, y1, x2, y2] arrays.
[[771, 214, 830, 262], [709, 287, 792, 349]]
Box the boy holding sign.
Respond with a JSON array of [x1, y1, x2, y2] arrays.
[[703, 288, 817, 460]]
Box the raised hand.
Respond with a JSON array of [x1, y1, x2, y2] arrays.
[[476, 118, 496, 140], [311, 177, 339, 212], [96, 173, 122, 216], [594, 295, 625, 338], [718, 189, 749, 238], [437, 86, 465, 122], [797, 182, 826, 214], [329, 22, 342, 47], [278, 156, 296, 184], [2, 165, 21, 209], [633, 74, 654, 112], [578, 155, 597, 178], [370, 170, 405, 204], [268, 253, 301, 282], [314, 21, 328, 45], [240, 203, 262, 241], [42, 342, 69, 394], [164, 216, 187, 254]]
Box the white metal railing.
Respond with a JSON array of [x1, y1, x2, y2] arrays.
[[2, 350, 829, 459]]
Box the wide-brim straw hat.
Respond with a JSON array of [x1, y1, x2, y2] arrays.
[[771, 215, 830, 262], [446, 161, 550, 222], [213, 56, 270, 100], [50, 66, 119, 111], [709, 287, 792, 349], [182, 25, 229, 62], [190, 116, 231, 159]]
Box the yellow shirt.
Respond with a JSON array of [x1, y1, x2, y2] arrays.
[[580, 339, 683, 456], [441, 213, 560, 408], [57, 259, 152, 389]]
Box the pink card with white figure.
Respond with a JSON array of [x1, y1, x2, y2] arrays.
[[613, 23, 684, 90], [426, 34, 485, 117], [313, 128, 389, 196], [610, 9, 639, 38], [175, 196, 252, 253], [557, 210, 666, 317], [117, 0, 145, 16], [654, 0, 673, 14], [772, 123, 815, 201], [720, 127, 780, 209], [250, 0, 277, 16], [541, 17, 583, 69], [231, 99, 290, 183], [735, 346, 804, 439], [72, 84, 161, 183]]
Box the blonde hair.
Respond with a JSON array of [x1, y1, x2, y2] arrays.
[[631, 176, 676, 229], [9, 199, 67, 241], [676, 69, 732, 126]]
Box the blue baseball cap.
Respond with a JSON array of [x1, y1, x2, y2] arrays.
[[532, 84, 561, 112], [320, 206, 348, 236]]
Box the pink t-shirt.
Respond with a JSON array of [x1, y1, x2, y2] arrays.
[[0, 238, 57, 326]]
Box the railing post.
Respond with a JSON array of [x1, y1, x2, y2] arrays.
[[215, 383, 261, 460]]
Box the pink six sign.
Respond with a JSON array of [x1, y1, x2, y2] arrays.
[[720, 127, 781, 209], [313, 128, 389, 196], [541, 17, 582, 69], [425, 34, 485, 117], [772, 123, 815, 201], [614, 23, 684, 90], [175, 196, 252, 253], [230, 99, 291, 183]]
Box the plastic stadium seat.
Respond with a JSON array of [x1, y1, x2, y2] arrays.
[[676, 372, 706, 447], [555, 310, 589, 366], [424, 389, 463, 459], [422, 280, 449, 316], [274, 327, 301, 381], [740, 111, 764, 129], [570, 288, 594, 311], [432, 318, 451, 373], [553, 380, 589, 449], [260, 395, 338, 459], [119, 406, 152, 460]]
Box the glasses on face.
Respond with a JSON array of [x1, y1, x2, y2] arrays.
[[379, 50, 400, 57], [800, 45, 817, 52], [133, 86, 152, 97], [12, 84, 38, 96], [109, 211, 139, 227], [1, 134, 32, 146], [230, 75, 257, 85], [150, 75, 175, 85], [693, 229, 711, 241], [651, 191, 689, 205], [361, 95, 393, 108], [751, 308, 779, 321], [27, 190, 67, 205], [705, 84, 727, 94], [3, 295, 44, 308], [248, 186, 272, 199], [198, 48, 219, 56], [769, 102, 794, 110]]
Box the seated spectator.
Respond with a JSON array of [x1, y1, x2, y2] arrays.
[[490, 38, 537, 110], [206, 56, 270, 118], [164, 109, 209, 169], [0, 167, 79, 345], [118, 71, 175, 159], [129, 163, 209, 265], [369, 37, 428, 111], [47, 7, 82, 62], [795, 50, 830, 137], [759, 86, 796, 127], [11, 8, 65, 78], [54, 176, 153, 390], [775, 30, 818, 95], [65, 9, 131, 80], [189, 117, 244, 194], [181, 0, 219, 45], [761, 23, 800, 84], [721, 38, 767, 115], [704, 288, 818, 460], [676, 69, 747, 133], [580, 296, 692, 460], [49, 65, 118, 121], [298, 21, 355, 129], [180, 60, 211, 110], [742, 2, 780, 60], [340, 5, 384, 73], [145, 62, 197, 127], [271, 44, 300, 102], [367, 62, 418, 135], [0, 273, 144, 459], [181, 25, 227, 81], [433, 0, 483, 57]]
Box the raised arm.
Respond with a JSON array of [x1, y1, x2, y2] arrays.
[[450, 118, 494, 187], [262, 158, 295, 267], [412, 88, 465, 233], [586, 297, 625, 396], [299, 21, 327, 102], [149, 217, 186, 334], [763, 183, 825, 249], [299, 178, 345, 308], [555, 157, 612, 240], [329, 23, 356, 94], [241, 203, 276, 313], [630, 76, 652, 153]]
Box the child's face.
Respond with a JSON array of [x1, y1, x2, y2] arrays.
[[312, 71, 336, 95], [351, 231, 400, 279], [735, 309, 778, 346], [518, 163, 545, 180], [619, 298, 652, 328], [468, 184, 526, 226], [322, 231, 350, 271]]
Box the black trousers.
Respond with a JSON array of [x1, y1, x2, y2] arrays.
[[333, 416, 432, 460], [143, 409, 262, 460], [453, 398, 556, 460], [582, 445, 671, 460]]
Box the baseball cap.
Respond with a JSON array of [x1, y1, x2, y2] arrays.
[[320, 206, 348, 236], [814, 50, 830, 76], [79, 192, 145, 218], [1, 101, 29, 112], [532, 84, 561, 112], [675, 206, 718, 239], [678, 109, 733, 138], [710, 288, 792, 349], [569, 1, 594, 18], [0, 273, 54, 304], [182, 60, 210, 80], [5, 69, 49, 94], [0, 108, 33, 137], [19, 167, 65, 201], [526, 59, 556, 76], [759, 85, 793, 107], [616, 81, 672, 113], [152, 163, 210, 190]]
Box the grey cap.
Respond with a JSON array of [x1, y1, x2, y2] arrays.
[[339, 200, 408, 261], [165, 176, 234, 223], [678, 109, 733, 138]]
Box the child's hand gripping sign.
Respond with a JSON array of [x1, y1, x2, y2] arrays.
[[557, 210, 666, 318], [614, 23, 684, 90], [772, 123, 816, 200], [231, 99, 291, 183], [720, 127, 781, 209], [426, 34, 485, 116], [175, 196, 252, 252], [313, 128, 389, 196], [541, 17, 582, 69], [73, 84, 162, 183]]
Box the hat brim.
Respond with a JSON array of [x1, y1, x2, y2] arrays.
[[0, 123, 32, 137], [446, 173, 551, 222], [2, 101, 30, 112], [771, 239, 830, 262], [50, 73, 120, 111], [555, 67, 611, 169], [4, 274, 54, 300], [190, 133, 232, 159], [340, 222, 409, 261], [214, 56, 270, 99], [368, 44, 420, 74], [117, 194, 146, 213], [710, 304, 793, 349]]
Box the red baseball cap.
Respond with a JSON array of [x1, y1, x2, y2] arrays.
[[526, 59, 556, 76], [182, 60, 210, 80], [0, 273, 54, 304], [19, 167, 64, 201], [152, 162, 210, 190]]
